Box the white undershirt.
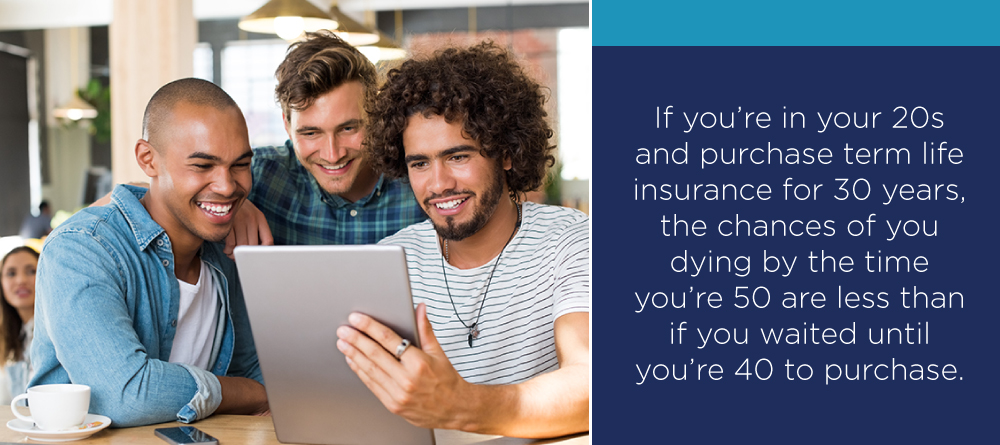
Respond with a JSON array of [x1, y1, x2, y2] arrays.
[[169, 260, 220, 370]]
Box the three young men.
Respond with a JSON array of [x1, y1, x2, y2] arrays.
[[33, 36, 589, 436]]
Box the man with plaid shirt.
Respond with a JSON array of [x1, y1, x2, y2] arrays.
[[238, 31, 425, 246]]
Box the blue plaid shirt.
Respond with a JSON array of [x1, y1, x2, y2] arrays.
[[248, 141, 426, 245]]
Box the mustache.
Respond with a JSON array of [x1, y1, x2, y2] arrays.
[[195, 191, 246, 202], [423, 190, 476, 207]]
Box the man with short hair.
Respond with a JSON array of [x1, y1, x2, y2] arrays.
[[31, 78, 268, 427], [243, 31, 425, 246], [337, 42, 590, 438]]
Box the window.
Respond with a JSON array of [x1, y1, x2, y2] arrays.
[[557, 27, 591, 181], [220, 40, 289, 147], [192, 42, 213, 82]]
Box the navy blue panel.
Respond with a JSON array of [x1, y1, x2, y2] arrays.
[[592, 46, 999, 443]]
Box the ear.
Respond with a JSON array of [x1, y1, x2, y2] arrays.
[[503, 155, 512, 171], [135, 139, 158, 178], [283, 113, 292, 138]]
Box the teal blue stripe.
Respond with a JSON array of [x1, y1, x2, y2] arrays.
[[593, 0, 1000, 46]]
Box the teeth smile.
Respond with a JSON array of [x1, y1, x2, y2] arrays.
[[435, 198, 466, 210], [321, 162, 348, 170], [198, 202, 233, 216]]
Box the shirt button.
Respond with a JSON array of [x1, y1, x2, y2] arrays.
[[162, 259, 169, 267], [350, 210, 358, 217], [171, 319, 177, 327], [156, 239, 163, 246]]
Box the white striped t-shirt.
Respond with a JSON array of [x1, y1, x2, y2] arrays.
[[379, 202, 590, 385]]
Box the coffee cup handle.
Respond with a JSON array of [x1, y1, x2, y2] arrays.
[[10, 393, 33, 423]]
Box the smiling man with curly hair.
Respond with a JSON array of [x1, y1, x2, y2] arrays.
[[336, 42, 590, 438]]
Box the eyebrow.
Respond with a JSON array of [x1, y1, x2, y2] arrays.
[[188, 152, 220, 161], [403, 145, 477, 164], [296, 118, 362, 134], [188, 150, 253, 162], [441, 145, 477, 156], [295, 126, 322, 134], [337, 119, 361, 130]]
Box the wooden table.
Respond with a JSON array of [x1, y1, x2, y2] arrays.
[[0, 411, 589, 444]]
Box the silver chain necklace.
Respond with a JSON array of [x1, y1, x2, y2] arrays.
[[441, 202, 521, 347]]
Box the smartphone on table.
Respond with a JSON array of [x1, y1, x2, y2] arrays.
[[154, 426, 219, 445]]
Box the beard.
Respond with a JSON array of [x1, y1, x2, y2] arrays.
[[431, 166, 505, 242]]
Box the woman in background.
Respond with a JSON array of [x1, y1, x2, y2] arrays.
[[0, 247, 39, 403]]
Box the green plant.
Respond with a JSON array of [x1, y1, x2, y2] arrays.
[[78, 79, 111, 143]]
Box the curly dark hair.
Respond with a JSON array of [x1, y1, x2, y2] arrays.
[[365, 41, 555, 194], [0, 246, 38, 363], [275, 30, 377, 121]]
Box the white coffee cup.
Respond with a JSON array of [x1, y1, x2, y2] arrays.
[[10, 384, 91, 431]]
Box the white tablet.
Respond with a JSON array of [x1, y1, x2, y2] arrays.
[[234, 245, 434, 445]]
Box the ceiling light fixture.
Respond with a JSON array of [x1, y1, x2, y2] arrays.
[[239, 0, 339, 41], [328, 1, 380, 46], [54, 95, 98, 121], [357, 8, 407, 64], [358, 32, 407, 64], [53, 27, 97, 121]]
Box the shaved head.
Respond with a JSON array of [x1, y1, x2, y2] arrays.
[[142, 78, 241, 147]]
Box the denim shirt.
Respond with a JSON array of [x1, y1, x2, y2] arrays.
[[29, 185, 262, 427]]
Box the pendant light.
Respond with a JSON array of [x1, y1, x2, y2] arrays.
[[328, 1, 380, 46], [53, 95, 98, 121], [239, 0, 339, 41], [358, 32, 407, 64], [53, 28, 98, 121], [357, 8, 406, 64]]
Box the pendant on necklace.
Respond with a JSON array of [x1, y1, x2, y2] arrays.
[[468, 323, 480, 347]]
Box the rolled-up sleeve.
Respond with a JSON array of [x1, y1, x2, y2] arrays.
[[175, 364, 223, 423]]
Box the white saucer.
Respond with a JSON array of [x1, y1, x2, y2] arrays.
[[6, 413, 111, 442]]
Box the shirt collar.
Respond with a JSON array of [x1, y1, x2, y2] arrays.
[[318, 173, 388, 209], [109, 185, 228, 275], [110, 184, 167, 251]]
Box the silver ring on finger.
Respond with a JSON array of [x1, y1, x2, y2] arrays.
[[394, 338, 411, 360]]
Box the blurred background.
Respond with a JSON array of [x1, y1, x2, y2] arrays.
[[0, 0, 591, 252]]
